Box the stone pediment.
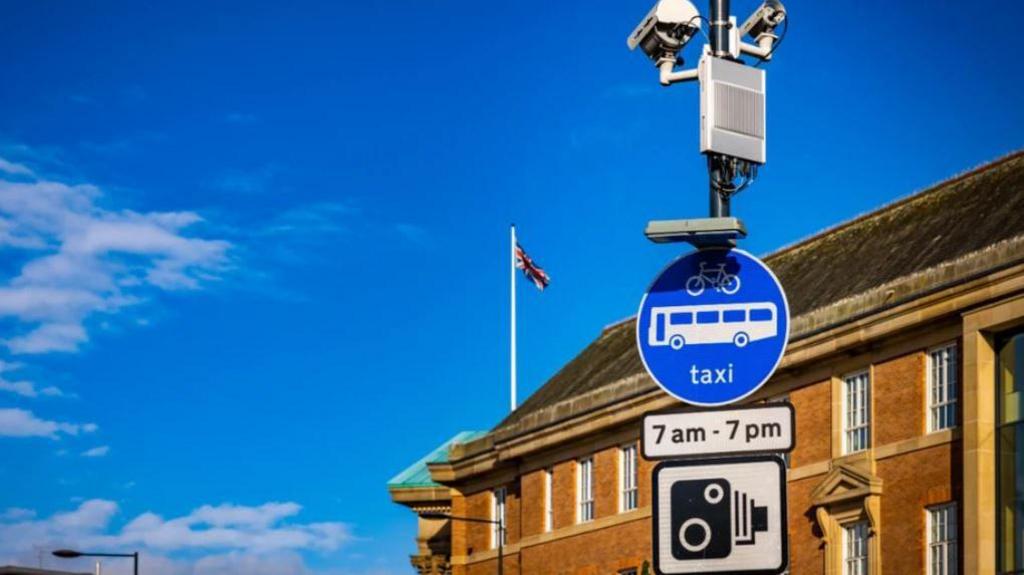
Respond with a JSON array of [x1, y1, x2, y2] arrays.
[[811, 462, 883, 507]]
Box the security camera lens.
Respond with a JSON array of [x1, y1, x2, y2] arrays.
[[679, 518, 712, 553], [704, 483, 724, 504]]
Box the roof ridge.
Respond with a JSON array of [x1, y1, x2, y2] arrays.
[[601, 315, 634, 333], [763, 148, 1024, 262]]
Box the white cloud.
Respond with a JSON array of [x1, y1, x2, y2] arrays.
[[0, 158, 32, 176], [262, 202, 357, 236], [0, 378, 38, 397], [0, 508, 35, 521], [0, 378, 67, 397], [0, 361, 68, 397], [0, 500, 352, 575], [81, 445, 110, 457], [0, 408, 96, 439], [0, 155, 231, 354]]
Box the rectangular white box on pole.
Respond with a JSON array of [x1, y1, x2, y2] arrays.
[[643, 404, 794, 459], [699, 55, 766, 164]]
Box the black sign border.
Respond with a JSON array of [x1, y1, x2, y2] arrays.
[[642, 402, 797, 461], [651, 454, 790, 575]]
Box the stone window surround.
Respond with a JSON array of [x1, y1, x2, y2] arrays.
[[927, 342, 959, 433], [926, 502, 958, 575], [811, 459, 883, 575], [840, 368, 873, 455], [619, 442, 638, 513]]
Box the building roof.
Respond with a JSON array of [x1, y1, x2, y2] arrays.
[[388, 430, 488, 489], [491, 150, 1024, 441]]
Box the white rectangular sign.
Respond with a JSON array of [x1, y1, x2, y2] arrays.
[[654, 456, 788, 574], [643, 404, 794, 460]]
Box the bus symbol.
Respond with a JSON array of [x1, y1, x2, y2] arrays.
[[648, 303, 778, 350]]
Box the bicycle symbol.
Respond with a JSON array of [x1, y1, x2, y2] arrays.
[[685, 262, 741, 296]]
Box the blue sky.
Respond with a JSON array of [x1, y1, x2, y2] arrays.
[[0, 0, 1021, 573]]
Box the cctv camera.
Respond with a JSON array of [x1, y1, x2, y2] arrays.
[[627, 0, 702, 63], [740, 0, 786, 40]]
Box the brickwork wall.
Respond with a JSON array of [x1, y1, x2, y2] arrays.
[[788, 475, 825, 575], [637, 443, 654, 509], [874, 352, 926, 444], [451, 491, 468, 562], [521, 468, 543, 538], [506, 480, 521, 545], [593, 447, 617, 519], [552, 459, 576, 530], [462, 489, 492, 555], [876, 442, 961, 574], [519, 518, 650, 574], [790, 379, 831, 467]]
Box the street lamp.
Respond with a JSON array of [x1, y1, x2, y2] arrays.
[[419, 512, 504, 575], [52, 549, 139, 575]]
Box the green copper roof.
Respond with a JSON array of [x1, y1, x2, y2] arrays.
[[387, 430, 487, 489]]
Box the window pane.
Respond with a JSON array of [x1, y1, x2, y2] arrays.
[[750, 308, 773, 322], [998, 333, 1024, 573], [930, 345, 959, 432], [696, 311, 718, 324], [578, 458, 594, 523], [928, 504, 957, 575], [844, 372, 871, 454], [843, 522, 869, 575], [670, 312, 692, 325], [723, 309, 745, 323], [544, 468, 553, 532]]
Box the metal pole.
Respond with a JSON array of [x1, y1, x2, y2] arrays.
[[709, 158, 724, 218], [708, 0, 731, 218], [497, 521, 504, 575], [709, 0, 731, 57], [133, 552, 138, 575], [509, 224, 517, 412]]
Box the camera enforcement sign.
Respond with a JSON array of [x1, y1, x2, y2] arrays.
[[637, 248, 789, 406], [653, 456, 788, 574]]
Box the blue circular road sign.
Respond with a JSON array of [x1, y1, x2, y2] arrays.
[[636, 248, 790, 406]]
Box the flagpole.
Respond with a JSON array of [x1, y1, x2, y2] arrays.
[[510, 223, 517, 412]]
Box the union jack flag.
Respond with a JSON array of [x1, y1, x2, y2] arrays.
[[515, 242, 550, 290]]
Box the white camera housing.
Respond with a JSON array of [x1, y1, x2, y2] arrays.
[[627, 0, 702, 62], [740, 0, 786, 40]]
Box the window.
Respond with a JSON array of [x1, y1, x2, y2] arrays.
[[543, 467, 553, 532], [620, 444, 638, 512], [491, 487, 506, 548], [843, 371, 871, 454], [843, 522, 869, 575], [929, 344, 958, 432], [723, 309, 745, 323], [670, 312, 693, 325], [928, 503, 958, 575], [696, 310, 719, 324], [577, 457, 594, 523], [750, 307, 774, 322], [997, 331, 1024, 573]]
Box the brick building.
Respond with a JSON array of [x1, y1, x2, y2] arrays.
[[390, 150, 1024, 574]]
